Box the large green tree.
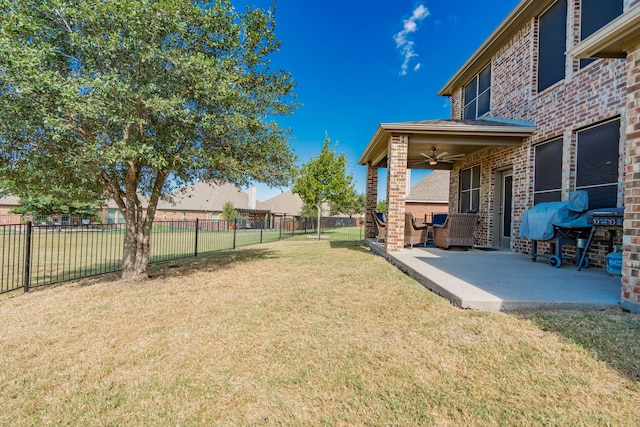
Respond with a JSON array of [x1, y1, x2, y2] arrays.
[[292, 137, 354, 240], [0, 0, 297, 280]]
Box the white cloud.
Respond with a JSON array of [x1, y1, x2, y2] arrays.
[[393, 4, 430, 76]]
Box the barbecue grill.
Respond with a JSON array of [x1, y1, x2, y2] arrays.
[[576, 208, 624, 271]]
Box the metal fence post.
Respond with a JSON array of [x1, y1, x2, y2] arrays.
[[23, 221, 32, 293], [194, 218, 199, 257], [233, 217, 237, 249]]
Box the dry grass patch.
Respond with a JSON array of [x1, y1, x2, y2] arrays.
[[1, 240, 639, 425]]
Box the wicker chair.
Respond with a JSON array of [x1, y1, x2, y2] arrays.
[[404, 212, 428, 248], [373, 212, 386, 242], [432, 213, 478, 249]]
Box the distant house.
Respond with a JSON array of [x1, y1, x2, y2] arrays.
[[0, 194, 22, 224], [360, 1, 640, 312], [406, 171, 450, 222], [259, 190, 304, 219], [157, 182, 267, 222], [101, 182, 269, 224]]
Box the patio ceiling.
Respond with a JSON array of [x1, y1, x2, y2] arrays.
[[358, 118, 537, 170]]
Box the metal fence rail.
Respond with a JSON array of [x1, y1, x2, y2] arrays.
[[0, 217, 363, 295]]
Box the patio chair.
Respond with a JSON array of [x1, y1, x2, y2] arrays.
[[432, 213, 478, 250], [373, 212, 386, 242], [404, 212, 428, 248]]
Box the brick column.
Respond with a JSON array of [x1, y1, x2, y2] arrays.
[[365, 163, 378, 239], [385, 134, 409, 252], [622, 43, 640, 313]]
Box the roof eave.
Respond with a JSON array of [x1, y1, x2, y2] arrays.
[[438, 0, 556, 97], [567, 5, 640, 59], [358, 121, 537, 166]]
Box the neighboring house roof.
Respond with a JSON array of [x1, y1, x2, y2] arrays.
[[407, 170, 450, 203], [158, 182, 252, 212], [438, 0, 558, 96], [260, 190, 303, 216], [0, 195, 21, 206]]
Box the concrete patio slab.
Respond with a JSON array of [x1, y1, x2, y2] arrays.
[[365, 240, 622, 312]]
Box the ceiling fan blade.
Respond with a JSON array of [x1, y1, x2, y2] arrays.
[[436, 151, 449, 159]]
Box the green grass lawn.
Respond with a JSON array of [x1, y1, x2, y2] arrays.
[[1, 239, 639, 425]]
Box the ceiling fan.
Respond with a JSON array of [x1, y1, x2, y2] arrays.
[[418, 147, 466, 165]]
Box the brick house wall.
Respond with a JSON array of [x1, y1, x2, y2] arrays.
[[447, 1, 628, 267], [365, 165, 378, 239], [386, 135, 409, 251], [406, 202, 449, 222], [622, 41, 640, 312]]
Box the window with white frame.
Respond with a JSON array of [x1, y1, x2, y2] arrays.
[[460, 165, 480, 213], [576, 118, 620, 209], [537, 0, 567, 93], [463, 64, 491, 120], [534, 138, 563, 205]]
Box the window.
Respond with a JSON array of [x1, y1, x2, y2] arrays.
[[576, 119, 620, 209], [463, 64, 491, 120], [579, 0, 623, 68], [460, 165, 480, 213], [537, 0, 567, 93], [534, 138, 563, 205]]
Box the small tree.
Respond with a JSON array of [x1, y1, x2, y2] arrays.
[[10, 195, 101, 219], [299, 203, 318, 220], [331, 191, 365, 218], [221, 201, 237, 230], [2, 178, 104, 219], [292, 136, 355, 240], [377, 200, 387, 214]]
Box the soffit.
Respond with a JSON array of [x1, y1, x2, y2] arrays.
[[358, 119, 536, 170]]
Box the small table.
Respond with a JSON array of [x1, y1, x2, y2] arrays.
[[422, 222, 433, 245]]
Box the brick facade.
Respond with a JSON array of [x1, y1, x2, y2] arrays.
[[365, 164, 378, 239], [449, 5, 627, 270], [386, 135, 408, 252], [622, 42, 640, 312], [405, 202, 448, 223]]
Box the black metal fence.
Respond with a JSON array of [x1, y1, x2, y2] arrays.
[[0, 217, 363, 295]]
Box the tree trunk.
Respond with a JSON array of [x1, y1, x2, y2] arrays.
[[118, 164, 167, 282], [121, 222, 152, 281]]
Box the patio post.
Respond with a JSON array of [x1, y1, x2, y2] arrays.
[[365, 163, 378, 239], [385, 134, 409, 252], [622, 41, 640, 313]]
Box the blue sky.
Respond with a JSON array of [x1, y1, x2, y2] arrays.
[[237, 0, 521, 201]]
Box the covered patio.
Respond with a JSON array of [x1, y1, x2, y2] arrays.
[[358, 118, 536, 252], [365, 239, 621, 312]]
